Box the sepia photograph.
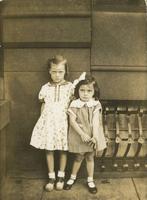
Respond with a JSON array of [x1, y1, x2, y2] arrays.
[[0, 0, 147, 199]]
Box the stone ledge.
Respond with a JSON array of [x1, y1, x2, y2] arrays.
[[93, 0, 146, 13], [0, 100, 10, 130], [1, 0, 91, 17], [91, 65, 147, 72]]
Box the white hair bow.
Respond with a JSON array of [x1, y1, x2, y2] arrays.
[[73, 72, 86, 87]]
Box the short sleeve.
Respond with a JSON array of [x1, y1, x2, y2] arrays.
[[93, 103, 102, 114], [38, 85, 47, 100], [67, 107, 77, 118]]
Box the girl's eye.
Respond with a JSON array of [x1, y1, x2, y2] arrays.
[[51, 71, 64, 73]]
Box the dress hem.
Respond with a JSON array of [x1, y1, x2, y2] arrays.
[[30, 144, 68, 151]]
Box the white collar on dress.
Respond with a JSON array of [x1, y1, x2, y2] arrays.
[[70, 98, 101, 108]]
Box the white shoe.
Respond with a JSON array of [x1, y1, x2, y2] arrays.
[[45, 178, 55, 192], [56, 177, 64, 190]]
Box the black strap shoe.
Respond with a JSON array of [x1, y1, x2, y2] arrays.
[[63, 178, 76, 190], [87, 181, 97, 194]]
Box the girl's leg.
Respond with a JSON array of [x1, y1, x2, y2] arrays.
[[56, 150, 67, 190], [85, 152, 94, 178], [59, 150, 67, 172], [45, 150, 55, 192], [71, 153, 84, 176], [46, 150, 54, 172], [85, 152, 97, 194], [64, 153, 84, 190]]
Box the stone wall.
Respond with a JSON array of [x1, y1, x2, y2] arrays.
[[0, 101, 9, 186], [1, 0, 147, 177]]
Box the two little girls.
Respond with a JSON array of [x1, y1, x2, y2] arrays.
[[30, 55, 106, 194]]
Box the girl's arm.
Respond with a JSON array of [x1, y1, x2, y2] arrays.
[[40, 103, 45, 114], [38, 85, 46, 114], [92, 109, 100, 140], [69, 114, 91, 143], [38, 85, 46, 102], [88, 111, 100, 150], [91, 108, 107, 155]]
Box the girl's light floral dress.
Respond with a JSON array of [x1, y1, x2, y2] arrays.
[[30, 81, 73, 151]]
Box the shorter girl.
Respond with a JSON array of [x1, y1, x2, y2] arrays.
[[64, 75, 106, 194]]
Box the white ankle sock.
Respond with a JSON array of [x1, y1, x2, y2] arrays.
[[87, 177, 95, 188], [67, 174, 76, 185], [48, 172, 55, 179], [87, 177, 93, 182], [71, 174, 76, 180], [57, 171, 65, 178]]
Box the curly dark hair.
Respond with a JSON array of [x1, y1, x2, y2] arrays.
[[74, 75, 100, 100], [47, 55, 68, 81]]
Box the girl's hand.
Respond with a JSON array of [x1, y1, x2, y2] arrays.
[[95, 149, 99, 157], [80, 133, 91, 143], [88, 137, 97, 149]]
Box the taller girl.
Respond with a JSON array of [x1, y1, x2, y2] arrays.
[[30, 55, 85, 192]]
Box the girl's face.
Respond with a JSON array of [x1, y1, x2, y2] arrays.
[[79, 83, 94, 102], [49, 64, 65, 83]]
